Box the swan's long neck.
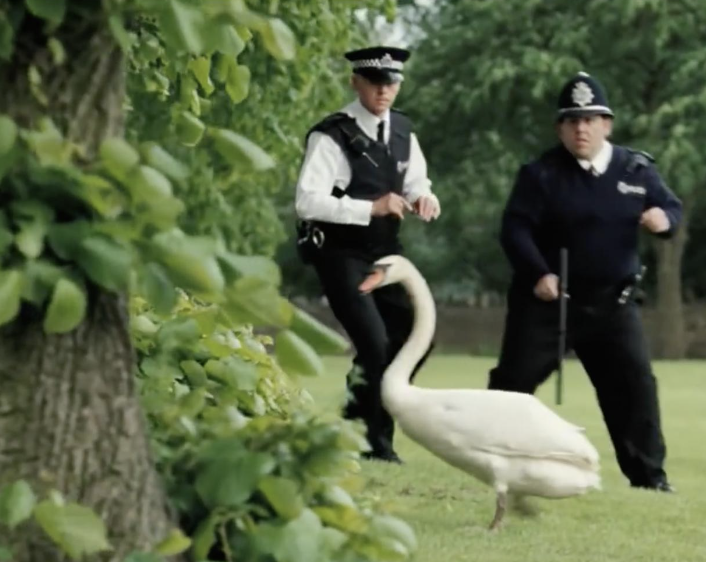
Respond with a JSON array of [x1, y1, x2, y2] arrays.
[[381, 264, 436, 412]]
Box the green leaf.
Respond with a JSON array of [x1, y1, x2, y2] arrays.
[[0, 546, 12, 562], [132, 314, 158, 336], [275, 329, 324, 377], [195, 450, 275, 509], [159, 0, 206, 54], [0, 228, 11, 258], [126, 165, 174, 201], [153, 528, 191, 556], [23, 118, 68, 167], [175, 111, 205, 147], [0, 269, 23, 327], [26, 0, 66, 24], [43, 277, 87, 334], [47, 220, 91, 260], [191, 515, 218, 561], [156, 317, 201, 350], [0, 480, 36, 529], [151, 230, 225, 296], [265, 509, 322, 562], [100, 137, 140, 181], [108, 14, 134, 52], [0, 12, 14, 61], [259, 476, 304, 520], [224, 276, 292, 328], [76, 173, 127, 219], [76, 235, 132, 292], [321, 527, 348, 553], [225, 63, 250, 104], [140, 142, 189, 182], [123, 553, 163, 562], [322, 485, 356, 508], [0, 115, 17, 156], [208, 25, 246, 58], [189, 56, 215, 96], [33, 500, 112, 560], [178, 387, 207, 417], [372, 514, 418, 555], [312, 505, 368, 534], [47, 37, 65, 65], [180, 359, 208, 387], [139, 262, 177, 315], [210, 128, 275, 171], [290, 307, 349, 354], [11, 200, 54, 259], [217, 252, 281, 285], [204, 356, 258, 390], [259, 18, 296, 61]]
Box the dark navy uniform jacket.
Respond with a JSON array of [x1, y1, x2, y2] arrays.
[[500, 143, 683, 300]]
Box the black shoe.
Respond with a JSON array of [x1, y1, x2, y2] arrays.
[[654, 480, 676, 493], [362, 450, 403, 464], [632, 480, 676, 493]]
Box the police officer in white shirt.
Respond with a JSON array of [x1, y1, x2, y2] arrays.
[[294, 45, 440, 463]]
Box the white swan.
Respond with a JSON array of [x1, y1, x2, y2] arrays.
[[359, 255, 601, 530]]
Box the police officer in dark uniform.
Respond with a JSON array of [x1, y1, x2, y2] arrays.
[[488, 71, 682, 492], [294, 46, 440, 463]]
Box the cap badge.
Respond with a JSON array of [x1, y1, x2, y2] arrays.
[[571, 81, 594, 107]]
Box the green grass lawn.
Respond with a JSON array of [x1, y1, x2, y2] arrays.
[[299, 355, 706, 562]]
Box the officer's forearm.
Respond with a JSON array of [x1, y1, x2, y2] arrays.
[[295, 191, 372, 226], [500, 223, 551, 283]]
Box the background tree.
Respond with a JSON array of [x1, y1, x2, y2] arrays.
[[398, 0, 706, 357]]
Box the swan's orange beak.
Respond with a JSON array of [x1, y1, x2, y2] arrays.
[[359, 268, 385, 294]]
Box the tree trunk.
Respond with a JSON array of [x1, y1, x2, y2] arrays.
[[0, 10, 180, 562], [653, 204, 690, 359], [0, 294, 177, 561]]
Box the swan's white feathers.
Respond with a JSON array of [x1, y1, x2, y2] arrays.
[[390, 387, 599, 472]]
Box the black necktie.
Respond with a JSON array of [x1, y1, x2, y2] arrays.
[[377, 121, 385, 143]]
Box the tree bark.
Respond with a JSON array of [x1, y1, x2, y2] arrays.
[[0, 10, 180, 562], [0, 294, 177, 562], [653, 203, 690, 359]]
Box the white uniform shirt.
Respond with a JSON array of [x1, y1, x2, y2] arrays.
[[295, 98, 437, 226], [576, 140, 613, 176]]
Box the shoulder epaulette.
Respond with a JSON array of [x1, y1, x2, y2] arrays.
[[626, 147, 655, 172], [628, 147, 655, 162], [316, 112, 353, 128]]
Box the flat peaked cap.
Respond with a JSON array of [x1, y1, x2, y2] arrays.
[[344, 45, 410, 84]]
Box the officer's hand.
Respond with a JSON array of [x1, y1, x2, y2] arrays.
[[534, 274, 560, 301], [640, 207, 670, 233], [413, 195, 441, 222], [371, 193, 413, 220]]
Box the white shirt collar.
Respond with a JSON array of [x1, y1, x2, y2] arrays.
[[341, 98, 390, 142], [577, 141, 613, 175]]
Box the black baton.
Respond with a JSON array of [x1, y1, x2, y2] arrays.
[[556, 248, 568, 405]]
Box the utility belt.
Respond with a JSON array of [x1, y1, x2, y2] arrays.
[[296, 218, 401, 264], [567, 266, 647, 315], [296, 220, 325, 264]]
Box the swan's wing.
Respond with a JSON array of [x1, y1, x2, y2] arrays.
[[403, 389, 600, 469]]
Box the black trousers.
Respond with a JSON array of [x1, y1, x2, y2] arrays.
[[488, 290, 668, 487], [312, 252, 433, 456]]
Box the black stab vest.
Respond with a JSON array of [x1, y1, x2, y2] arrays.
[[305, 110, 413, 258]]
